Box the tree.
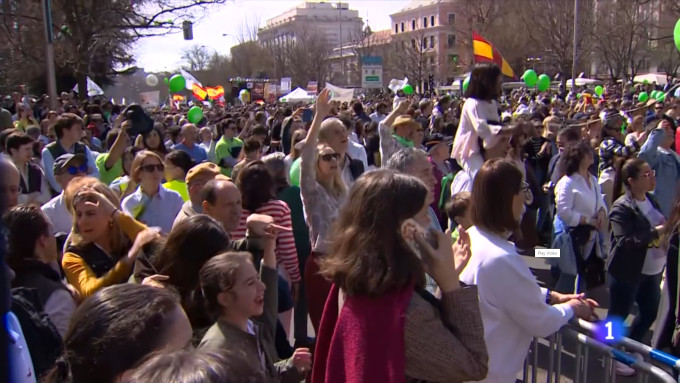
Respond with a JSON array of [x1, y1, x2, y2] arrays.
[[591, 0, 653, 81], [182, 45, 212, 71], [522, 0, 594, 84], [392, 27, 436, 94], [1, 0, 229, 98]]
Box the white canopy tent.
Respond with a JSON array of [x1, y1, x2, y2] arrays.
[[633, 73, 668, 86], [565, 78, 603, 87], [279, 87, 315, 103]]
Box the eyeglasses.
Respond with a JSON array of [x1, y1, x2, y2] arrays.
[[319, 153, 341, 162], [66, 164, 88, 175], [521, 181, 530, 192], [140, 164, 165, 173], [641, 170, 656, 178]]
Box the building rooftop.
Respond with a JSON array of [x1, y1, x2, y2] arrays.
[[392, 0, 453, 15]]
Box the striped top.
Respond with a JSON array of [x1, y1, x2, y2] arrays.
[[229, 199, 301, 282]]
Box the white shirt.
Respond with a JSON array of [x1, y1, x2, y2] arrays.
[[451, 98, 502, 174], [347, 140, 368, 169], [41, 193, 72, 234], [122, 185, 183, 234], [555, 173, 606, 228], [635, 197, 667, 275], [459, 226, 574, 383]]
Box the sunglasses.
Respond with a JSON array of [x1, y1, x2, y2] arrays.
[[641, 170, 656, 178], [66, 164, 88, 175], [140, 164, 165, 173], [319, 153, 341, 162]]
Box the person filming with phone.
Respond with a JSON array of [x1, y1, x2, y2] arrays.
[[311, 168, 488, 383]]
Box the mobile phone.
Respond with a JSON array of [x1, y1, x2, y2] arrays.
[[302, 109, 314, 123]]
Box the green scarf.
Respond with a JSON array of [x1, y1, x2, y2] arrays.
[[393, 134, 415, 148]]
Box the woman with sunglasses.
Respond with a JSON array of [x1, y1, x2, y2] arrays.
[[62, 178, 160, 298], [121, 150, 183, 234], [552, 141, 608, 294], [298, 88, 347, 334], [607, 158, 664, 375]]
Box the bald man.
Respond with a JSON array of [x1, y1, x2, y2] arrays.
[[0, 159, 20, 211], [173, 123, 208, 163]]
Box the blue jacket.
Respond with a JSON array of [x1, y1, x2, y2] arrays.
[[638, 128, 680, 218]]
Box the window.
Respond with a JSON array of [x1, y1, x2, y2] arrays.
[[412, 39, 416, 49], [424, 17, 428, 28], [431, 15, 435, 26], [412, 20, 416, 30], [448, 13, 455, 25], [447, 34, 456, 48], [401, 22, 404, 32], [430, 35, 435, 48], [395, 24, 399, 33], [422, 37, 427, 49]]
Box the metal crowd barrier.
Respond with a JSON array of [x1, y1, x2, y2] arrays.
[[522, 320, 678, 382]]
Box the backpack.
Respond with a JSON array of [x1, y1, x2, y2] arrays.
[[11, 287, 63, 378]]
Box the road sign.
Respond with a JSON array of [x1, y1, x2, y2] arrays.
[[362, 56, 383, 89]]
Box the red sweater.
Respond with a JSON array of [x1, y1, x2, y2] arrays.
[[311, 283, 414, 383], [229, 199, 301, 282]]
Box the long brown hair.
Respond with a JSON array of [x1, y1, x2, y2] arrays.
[[319, 169, 427, 297]]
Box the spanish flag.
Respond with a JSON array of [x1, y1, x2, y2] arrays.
[[472, 32, 515, 78]]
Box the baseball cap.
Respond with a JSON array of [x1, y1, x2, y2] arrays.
[[186, 162, 221, 184], [54, 153, 87, 175]]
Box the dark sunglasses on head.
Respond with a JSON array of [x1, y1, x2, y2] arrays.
[[319, 153, 341, 162], [66, 164, 88, 175], [140, 164, 165, 173]]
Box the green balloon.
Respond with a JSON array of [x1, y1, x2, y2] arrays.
[[522, 69, 538, 87], [163, 77, 169, 85], [674, 18, 680, 53], [650, 90, 659, 99], [594, 85, 604, 97], [402, 84, 414, 95], [537, 74, 550, 92], [187, 106, 203, 124], [577, 93, 581, 99], [462, 76, 470, 93], [638, 91, 649, 103], [168, 74, 186, 93], [643, 79, 649, 85], [289, 157, 301, 187], [656, 91, 666, 102]]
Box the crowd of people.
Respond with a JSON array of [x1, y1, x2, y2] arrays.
[[1, 63, 680, 382]]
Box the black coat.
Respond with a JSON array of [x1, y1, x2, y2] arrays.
[[606, 192, 663, 283]]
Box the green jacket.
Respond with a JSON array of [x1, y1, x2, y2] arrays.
[[214, 136, 243, 177]]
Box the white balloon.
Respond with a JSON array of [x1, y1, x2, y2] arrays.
[[145, 74, 159, 87]]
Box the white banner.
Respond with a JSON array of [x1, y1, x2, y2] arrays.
[[280, 77, 292, 94], [139, 91, 160, 108], [325, 83, 354, 103]]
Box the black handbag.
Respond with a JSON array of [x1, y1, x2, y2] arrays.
[[569, 224, 606, 290]]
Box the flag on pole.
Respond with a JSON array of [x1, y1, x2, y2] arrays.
[[192, 84, 207, 100], [472, 32, 515, 78], [180, 68, 202, 90]]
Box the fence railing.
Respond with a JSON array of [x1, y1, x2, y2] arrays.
[[522, 319, 678, 382]]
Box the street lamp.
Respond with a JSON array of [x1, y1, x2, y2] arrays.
[[41, 0, 58, 109]]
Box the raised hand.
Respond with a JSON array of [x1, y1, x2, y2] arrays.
[[314, 88, 332, 119]]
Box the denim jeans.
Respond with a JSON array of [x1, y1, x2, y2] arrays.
[[607, 272, 662, 342]]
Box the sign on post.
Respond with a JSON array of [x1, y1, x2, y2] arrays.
[[362, 56, 383, 89]]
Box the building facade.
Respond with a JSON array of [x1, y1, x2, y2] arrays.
[[258, 2, 363, 49], [390, 0, 463, 87]]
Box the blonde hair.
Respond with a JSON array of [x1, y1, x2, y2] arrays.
[[130, 150, 164, 183], [67, 179, 126, 256], [315, 143, 347, 198]]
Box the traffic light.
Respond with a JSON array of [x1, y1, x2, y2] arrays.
[[183, 21, 193, 40]]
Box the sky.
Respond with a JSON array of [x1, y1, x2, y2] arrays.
[[133, 0, 411, 72]]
